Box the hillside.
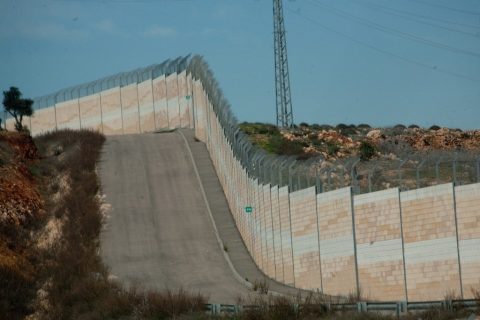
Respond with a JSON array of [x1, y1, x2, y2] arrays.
[[239, 123, 480, 192]]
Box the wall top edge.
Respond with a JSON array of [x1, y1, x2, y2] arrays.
[[30, 55, 192, 111], [354, 187, 400, 202], [400, 182, 454, 200]]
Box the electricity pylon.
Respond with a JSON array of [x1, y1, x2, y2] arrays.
[[273, 0, 294, 128]]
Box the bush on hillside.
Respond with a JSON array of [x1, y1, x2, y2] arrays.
[[359, 141, 376, 161]]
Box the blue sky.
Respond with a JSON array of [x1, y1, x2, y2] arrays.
[[1, 0, 479, 129]]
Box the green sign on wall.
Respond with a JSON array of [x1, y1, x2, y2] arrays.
[[245, 206, 253, 213], [185, 95, 191, 100]]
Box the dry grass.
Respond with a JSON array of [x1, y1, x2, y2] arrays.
[[0, 129, 208, 319]]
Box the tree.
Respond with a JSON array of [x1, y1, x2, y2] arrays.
[[2, 87, 34, 131]]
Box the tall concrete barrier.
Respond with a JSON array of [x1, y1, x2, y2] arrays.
[[7, 56, 479, 301], [354, 188, 406, 301]]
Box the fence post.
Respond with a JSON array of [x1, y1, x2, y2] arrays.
[[416, 158, 427, 189], [351, 159, 360, 194], [398, 159, 407, 190], [288, 161, 297, 191], [435, 158, 441, 185], [453, 153, 458, 185], [477, 157, 480, 182], [327, 167, 332, 191]]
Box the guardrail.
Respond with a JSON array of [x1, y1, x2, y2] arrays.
[[204, 299, 479, 317]]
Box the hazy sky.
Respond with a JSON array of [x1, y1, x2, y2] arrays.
[[1, 0, 479, 129]]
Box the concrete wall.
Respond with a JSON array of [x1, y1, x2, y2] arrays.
[[8, 72, 193, 135], [454, 183, 480, 299], [354, 188, 406, 301], [318, 187, 357, 296], [195, 75, 480, 301], [8, 68, 479, 302], [290, 187, 322, 290], [401, 184, 461, 301]]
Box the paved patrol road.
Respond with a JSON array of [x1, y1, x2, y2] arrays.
[[99, 132, 250, 304]]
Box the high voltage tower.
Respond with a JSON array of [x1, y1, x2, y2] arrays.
[[273, 0, 294, 128]]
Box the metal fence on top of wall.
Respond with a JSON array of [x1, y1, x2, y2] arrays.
[[187, 56, 480, 302]]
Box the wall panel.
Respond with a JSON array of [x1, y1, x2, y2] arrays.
[[290, 187, 322, 290], [271, 185, 284, 283], [30, 106, 56, 135], [178, 71, 190, 128], [137, 79, 155, 133], [401, 184, 461, 301], [263, 184, 276, 278], [101, 87, 122, 135], [166, 73, 180, 128], [153, 75, 169, 130], [455, 183, 480, 298], [79, 95, 102, 131], [318, 187, 357, 296], [120, 84, 140, 134], [56, 100, 81, 130], [354, 188, 406, 301], [279, 186, 294, 286]]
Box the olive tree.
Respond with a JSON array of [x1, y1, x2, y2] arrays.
[[2, 87, 34, 131]]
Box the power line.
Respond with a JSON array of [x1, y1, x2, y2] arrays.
[[408, 0, 480, 16], [351, 0, 480, 38], [284, 6, 480, 83], [359, 1, 480, 30], [309, 0, 480, 59]]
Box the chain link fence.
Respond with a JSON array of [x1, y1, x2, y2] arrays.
[[187, 56, 479, 195]]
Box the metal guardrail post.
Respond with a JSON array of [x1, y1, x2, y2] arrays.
[[357, 302, 367, 312]]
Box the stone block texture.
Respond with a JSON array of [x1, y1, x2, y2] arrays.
[[79, 95, 102, 132], [153, 75, 169, 130], [101, 88, 123, 135], [400, 183, 461, 301], [290, 187, 322, 290], [166, 73, 180, 129], [137, 79, 155, 133], [455, 183, 480, 298], [56, 100, 81, 130], [318, 187, 357, 296], [263, 184, 276, 279], [354, 188, 406, 301], [279, 186, 294, 286], [271, 185, 284, 283]]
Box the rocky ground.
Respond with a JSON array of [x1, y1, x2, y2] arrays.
[[239, 123, 480, 192]]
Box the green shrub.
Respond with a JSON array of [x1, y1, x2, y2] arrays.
[[429, 125, 441, 131], [359, 141, 376, 161], [326, 141, 340, 156], [408, 124, 420, 129], [239, 122, 279, 136]]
